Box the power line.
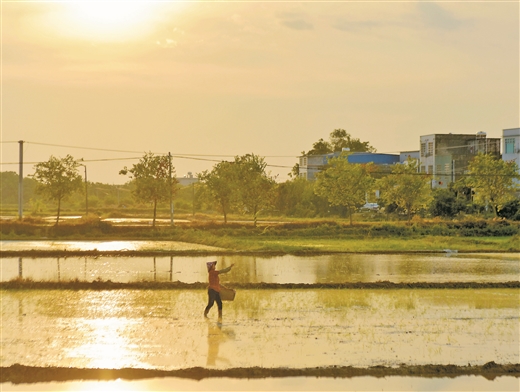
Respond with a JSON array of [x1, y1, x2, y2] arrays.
[[24, 141, 298, 158]]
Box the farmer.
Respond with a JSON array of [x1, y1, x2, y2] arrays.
[[204, 261, 235, 319]]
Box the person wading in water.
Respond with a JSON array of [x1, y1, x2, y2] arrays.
[[204, 261, 235, 320]]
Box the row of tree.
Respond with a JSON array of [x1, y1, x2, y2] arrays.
[[6, 130, 520, 225]]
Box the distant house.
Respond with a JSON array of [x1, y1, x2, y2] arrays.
[[399, 151, 420, 164], [298, 151, 401, 181], [177, 172, 198, 187], [419, 132, 501, 189]]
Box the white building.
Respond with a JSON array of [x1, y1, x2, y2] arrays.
[[503, 128, 520, 166], [503, 128, 520, 187], [419, 132, 501, 188]]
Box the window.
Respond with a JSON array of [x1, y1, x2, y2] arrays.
[[427, 142, 434, 156], [420, 166, 426, 173], [420, 143, 426, 157], [444, 163, 450, 174], [428, 165, 433, 174], [436, 165, 442, 174], [505, 138, 515, 154]]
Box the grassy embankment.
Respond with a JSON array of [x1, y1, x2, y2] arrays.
[[1, 216, 519, 253]]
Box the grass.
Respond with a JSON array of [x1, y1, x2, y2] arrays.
[[226, 235, 519, 253], [1, 216, 519, 253]]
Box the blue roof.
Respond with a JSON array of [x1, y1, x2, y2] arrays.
[[347, 153, 399, 165]]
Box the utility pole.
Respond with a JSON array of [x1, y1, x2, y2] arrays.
[[192, 181, 195, 216], [169, 152, 174, 226], [83, 164, 88, 215], [79, 161, 88, 216], [18, 140, 24, 220]]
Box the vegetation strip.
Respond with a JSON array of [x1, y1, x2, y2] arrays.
[[1, 280, 519, 290], [2, 362, 519, 383], [1, 249, 518, 258]]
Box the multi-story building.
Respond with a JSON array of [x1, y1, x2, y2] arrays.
[[419, 132, 501, 188], [503, 128, 520, 165], [503, 128, 520, 189]]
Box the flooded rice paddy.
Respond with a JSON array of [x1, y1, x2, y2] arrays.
[[1, 244, 519, 390], [2, 253, 519, 284], [2, 288, 518, 370]]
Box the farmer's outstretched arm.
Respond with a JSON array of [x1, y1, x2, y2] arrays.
[[218, 264, 235, 274]]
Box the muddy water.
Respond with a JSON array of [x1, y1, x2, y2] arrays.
[[2, 375, 520, 392], [2, 253, 519, 283], [2, 288, 518, 370]]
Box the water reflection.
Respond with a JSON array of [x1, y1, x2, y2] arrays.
[[67, 318, 139, 369], [1, 289, 518, 369], [2, 253, 519, 284], [206, 321, 234, 367], [2, 375, 520, 392]]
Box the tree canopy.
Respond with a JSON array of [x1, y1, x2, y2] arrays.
[[465, 153, 520, 217], [234, 154, 276, 226], [198, 160, 238, 223], [314, 154, 376, 225], [119, 152, 177, 227], [377, 159, 432, 221], [31, 155, 83, 225], [198, 154, 276, 226], [303, 129, 376, 156]]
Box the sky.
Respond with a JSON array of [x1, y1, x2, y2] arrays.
[[1, 0, 518, 185]]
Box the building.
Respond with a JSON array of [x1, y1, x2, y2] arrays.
[[399, 151, 420, 164], [419, 132, 501, 188], [503, 128, 520, 188], [177, 172, 198, 187], [503, 128, 520, 166], [298, 151, 400, 180]]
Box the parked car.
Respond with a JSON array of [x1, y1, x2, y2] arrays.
[[360, 202, 379, 212]]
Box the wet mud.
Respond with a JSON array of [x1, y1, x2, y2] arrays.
[[1, 279, 519, 290], [2, 362, 519, 384]]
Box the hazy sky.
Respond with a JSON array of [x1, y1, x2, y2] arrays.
[[1, 0, 518, 184]]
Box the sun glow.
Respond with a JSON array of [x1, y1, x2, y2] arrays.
[[52, 1, 169, 42]]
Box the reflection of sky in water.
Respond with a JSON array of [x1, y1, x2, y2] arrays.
[[1, 375, 519, 391], [2, 253, 519, 283], [0, 240, 220, 252], [66, 318, 143, 369], [2, 289, 518, 370]]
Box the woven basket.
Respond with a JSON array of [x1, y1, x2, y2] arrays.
[[220, 287, 236, 301]]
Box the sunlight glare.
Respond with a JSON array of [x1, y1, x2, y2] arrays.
[[55, 1, 168, 42]]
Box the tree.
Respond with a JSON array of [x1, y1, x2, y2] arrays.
[[329, 129, 376, 153], [275, 178, 328, 217], [31, 155, 83, 225], [303, 129, 376, 156], [314, 154, 376, 225], [465, 153, 520, 217], [198, 161, 238, 223], [377, 159, 432, 221], [119, 152, 177, 227], [429, 188, 467, 218], [497, 199, 520, 220], [234, 154, 276, 227]]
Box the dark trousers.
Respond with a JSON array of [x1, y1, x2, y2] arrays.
[[205, 288, 222, 314]]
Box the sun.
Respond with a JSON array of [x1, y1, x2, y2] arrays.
[[56, 1, 167, 42]]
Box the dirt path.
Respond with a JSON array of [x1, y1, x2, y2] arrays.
[[2, 280, 519, 290]]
